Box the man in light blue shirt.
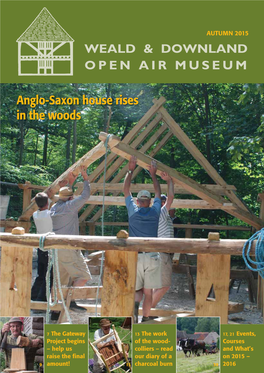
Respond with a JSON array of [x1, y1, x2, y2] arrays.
[[124, 156, 162, 322]]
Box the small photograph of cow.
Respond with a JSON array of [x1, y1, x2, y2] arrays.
[[176, 316, 220, 373]]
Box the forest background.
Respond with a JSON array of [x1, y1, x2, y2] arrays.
[[1, 83, 263, 239]]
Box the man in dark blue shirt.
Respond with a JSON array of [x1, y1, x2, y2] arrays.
[[124, 155, 162, 322]]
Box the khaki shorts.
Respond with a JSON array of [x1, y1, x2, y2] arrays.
[[136, 253, 162, 291], [57, 249, 91, 286], [160, 253, 173, 287]]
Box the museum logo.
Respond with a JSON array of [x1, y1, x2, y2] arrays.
[[16, 7, 74, 76]]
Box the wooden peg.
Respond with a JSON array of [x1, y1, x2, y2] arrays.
[[116, 230, 129, 239], [11, 227, 25, 235], [208, 232, 220, 241]]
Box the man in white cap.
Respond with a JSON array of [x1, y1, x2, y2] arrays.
[[124, 155, 162, 322], [50, 165, 91, 313]]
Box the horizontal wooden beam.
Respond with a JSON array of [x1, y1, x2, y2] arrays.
[[0, 232, 256, 256], [75, 182, 237, 195], [30, 299, 242, 315], [81, 222, 251, 231], [59, 195, 234, 210], [57, 286, 101, 299]]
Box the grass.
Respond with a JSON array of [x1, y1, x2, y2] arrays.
[[177, 351, 220, 373]]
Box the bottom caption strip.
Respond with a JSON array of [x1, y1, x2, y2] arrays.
[[221, 324, 263, 372], [133, 324, 176, 371], [45, 324, 88, 371]]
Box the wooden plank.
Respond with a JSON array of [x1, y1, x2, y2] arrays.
[[22, 181, 32, 211], [59, 195, 233, 210], [84, 222, 250, 231], [105, 135, 263, 229], [18, 136, 120, 221], [57, 286, 102, 299], [0, 233, 259, 256], [156, 99, 249, 212], [0, 246, 32, 316], [10, 348, 26, 370], [79, 114, 163, 222], [101, 250, 137, 317], [0, 220, 31, 231], [76, 182, 236, 195], [196, 253, 230, 323], [58, 286, 73, 323]]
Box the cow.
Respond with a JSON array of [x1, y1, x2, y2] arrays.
[[178, 339, 192, 357]]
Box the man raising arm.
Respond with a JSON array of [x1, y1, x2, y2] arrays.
[[124, 156, 162, 322]]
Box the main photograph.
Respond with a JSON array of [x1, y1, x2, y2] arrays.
[[0, 82, 263, 327]]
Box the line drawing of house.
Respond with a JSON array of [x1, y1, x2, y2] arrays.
[[16, 7, 74, 76]]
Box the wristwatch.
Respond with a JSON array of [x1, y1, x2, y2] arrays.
[[128, 170, 133, 174]]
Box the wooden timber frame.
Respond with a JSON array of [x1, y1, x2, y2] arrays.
[[1, 97, 264, 323]]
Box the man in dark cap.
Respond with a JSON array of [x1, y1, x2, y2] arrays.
[[0, 317, 42, 370]]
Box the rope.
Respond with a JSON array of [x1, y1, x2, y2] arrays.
[[39, 234, 72, 324], [95, 134, 111, 316], [242, 228, 264, 279]]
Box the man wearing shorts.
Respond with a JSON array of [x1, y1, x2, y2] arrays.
[[152, 173, 176, 307], [124, 156, 162, 323], [50, 165, 91, 313]]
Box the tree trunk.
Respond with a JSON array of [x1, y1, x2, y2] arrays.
[[72, 83, 78, 164], [104, 83, 111, 132], [42, 123, 48, 166], [18, 121, 24, 166], [66, 122, 72, 169], [34, 133, 38, 166], [202, 83, 212, 164]]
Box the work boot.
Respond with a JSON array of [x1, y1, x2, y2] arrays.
[[50, 311, 60, 321], [141, 316, 150, 323], [134, 301, 140, 323], [69, 300, 87, 313]]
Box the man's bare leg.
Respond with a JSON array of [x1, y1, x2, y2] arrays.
[[152, 286, 170, 308], [142, 288, 153, 317]]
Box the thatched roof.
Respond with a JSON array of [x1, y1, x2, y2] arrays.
[[17, 8, 74, 42]]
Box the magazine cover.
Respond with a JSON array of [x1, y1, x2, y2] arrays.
[[0, 1, 264, 372]]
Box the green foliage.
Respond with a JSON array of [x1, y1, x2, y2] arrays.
[[177, 317, 219, 334]]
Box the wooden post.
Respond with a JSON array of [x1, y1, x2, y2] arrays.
[[184, 223, 195, 298], [257, 193, 264, 312], [0, 227, 32, 316], [101, 231, 137, 316], [195, 232, 231, 324], [22, 181, 32, 212], [89, 223, 95, 236], [80, 223, 86, 235]]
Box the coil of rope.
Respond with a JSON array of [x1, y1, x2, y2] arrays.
[[242, 228, 264, 279]]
